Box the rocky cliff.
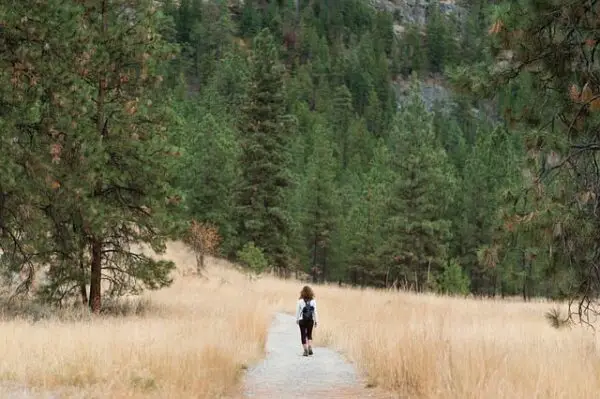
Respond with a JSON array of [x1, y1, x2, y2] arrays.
[[371, 0, 462, 26]]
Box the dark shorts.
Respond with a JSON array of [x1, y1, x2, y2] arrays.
[[298, 319, 314, 344]]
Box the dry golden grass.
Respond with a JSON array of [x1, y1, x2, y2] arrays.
[[1, 242, 599, 399], [284, 285, 600, 399], [0, 242, 285, 398], [230, 273, 600, 399]]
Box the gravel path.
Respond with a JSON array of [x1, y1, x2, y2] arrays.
[[242, 313, 395, 399], [0, 385, 63, 399]]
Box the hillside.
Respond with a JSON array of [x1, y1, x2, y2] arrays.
[[162, 0, 519, 294]]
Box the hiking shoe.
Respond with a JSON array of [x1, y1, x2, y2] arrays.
[[308, 347, 313, 355], [303, 349, 309, 357]]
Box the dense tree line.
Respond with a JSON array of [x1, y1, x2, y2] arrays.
[[164, 0, 527, 295], [1, 0, 597, 315]]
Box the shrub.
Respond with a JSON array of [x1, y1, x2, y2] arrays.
[[236, 242, 269, 275], [438, 259, 470, 295]]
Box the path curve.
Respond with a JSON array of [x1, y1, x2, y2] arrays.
[[242, 313, 392, 399]]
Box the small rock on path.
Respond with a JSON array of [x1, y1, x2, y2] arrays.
[[242, 313, 396, 399]]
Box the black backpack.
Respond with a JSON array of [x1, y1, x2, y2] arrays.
[[302, 299, 314, 321]]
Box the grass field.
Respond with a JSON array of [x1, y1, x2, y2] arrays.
[[0, 241, 598, 398]]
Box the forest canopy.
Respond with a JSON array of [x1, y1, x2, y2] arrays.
[[0, 0, 597, 321]]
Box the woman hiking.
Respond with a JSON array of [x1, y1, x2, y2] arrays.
[[296, 285, 318, 356]]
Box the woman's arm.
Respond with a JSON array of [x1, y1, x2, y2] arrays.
[[295, 300, 301, 323], [313, 299, 318, 324]]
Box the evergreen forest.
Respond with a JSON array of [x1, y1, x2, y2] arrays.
[[2, 0, 600, 320]]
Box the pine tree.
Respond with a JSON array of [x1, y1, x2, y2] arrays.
[[178, 108, 239, 255], [0, 0, 179, 311], [459, 0, 489, 65], [302, 126, 338, 282], [485, 0, 600, 309], [372, 11, 395, 57], [234, 28, 294, 276], [400, 24, 427, 76], [438, 259, 470, 295], [380, 83, 457, 292], [239, 1, 264, 37], [188, 1, 235, 86], [456, 126, 523, 296], [344, 142, 393, 286], [0, 1, 63, 296], [285, 113, 309, 273], [329, 84, 353, 170], [364, 89, 383, 135], [346, 116, 375, 173], [203, 46, 251, 115], [426, 0, 455, 73], [432, 104, 468, 173]]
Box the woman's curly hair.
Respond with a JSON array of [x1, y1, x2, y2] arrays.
[[299, 285, 314, 300]]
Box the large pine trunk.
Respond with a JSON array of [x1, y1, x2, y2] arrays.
[[88, 0, 107, 315], [79, 250, 88, 306], [89, 239, 102, 313]]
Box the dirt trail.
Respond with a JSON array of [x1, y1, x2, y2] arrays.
[[242, 313, 396, 399]]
